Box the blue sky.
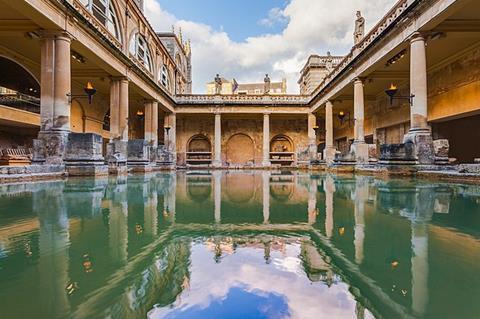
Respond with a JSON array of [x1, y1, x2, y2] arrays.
[[157, 0, 289, 42]]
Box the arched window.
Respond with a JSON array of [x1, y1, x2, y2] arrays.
[[129, 33, 153, 73], [81, 0, 121, 41], [159, 65, 170, 90]]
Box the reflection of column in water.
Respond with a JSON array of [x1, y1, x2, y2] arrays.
[[262, 171, 271, 224], [308, 178, 318, 225], [355, 301, 365, 319], [411, 222, 429, 316], [35, 186, 71, 317], [213, 171, 222, 223], [324, 175, 335, 238], [164, 173, 177, 223], [109, 182, 128, 263], [354, 178, 367, 265], [144, 187, 158, 236]]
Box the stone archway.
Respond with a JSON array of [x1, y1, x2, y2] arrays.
[[226, 133, 255, 165]]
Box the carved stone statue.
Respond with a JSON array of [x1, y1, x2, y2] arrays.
[[264, 74, 271, 94], [214, 74, 222, 95], [354, 11, 365, 45], [325, 51, 333, 71]]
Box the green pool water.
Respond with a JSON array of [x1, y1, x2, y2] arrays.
[[0, 171, 479, 319]]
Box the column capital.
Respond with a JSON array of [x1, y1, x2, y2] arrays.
[[409, 31, 426, 44], [110, 76, 129, 82], [39, 30, 74, 41], [353, 77, 365, 84]]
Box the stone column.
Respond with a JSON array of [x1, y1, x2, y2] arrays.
[[144, 100, 158, 147], [34, 31, 72, 164], [164, 113, 177, 164], [213, 113, 222, 167], [108, 77, 129, 141], [404, 32, 434, 164], [262, 113, 271, 167], [409, 33, 429, 132], [324, 175, 335, 238], [308, 113, 317, 162], [107, 77, 129, 173], [351, 78, 369, 163], [323, 101, 336, 164]]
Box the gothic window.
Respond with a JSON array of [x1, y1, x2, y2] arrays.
[[159, 65, 170, 90], [81, 0, 121, 41], [129, 33, 153, 73]]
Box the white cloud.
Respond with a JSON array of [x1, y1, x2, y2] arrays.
[[144, 0, 397, 94], [259, 7, 288, 28]]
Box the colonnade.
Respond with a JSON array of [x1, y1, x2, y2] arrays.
[[34, 30, 175, 168], [321, 32, 431, 164]]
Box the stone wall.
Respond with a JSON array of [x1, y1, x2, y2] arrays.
[[176, 115, 309, 166]]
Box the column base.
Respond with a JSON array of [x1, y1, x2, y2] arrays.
[[66, 164, 108, 177], [403, 129, 435, 165], [350, 142, 369, 164], [262, 161, 271, 167], [212, 160, 222, 168], [323, 148, 337, 165], [33, 130, 70, 165], [107, 139, 128, 175]]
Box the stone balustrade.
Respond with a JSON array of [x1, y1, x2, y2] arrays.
[[175, 94, 310, 105]]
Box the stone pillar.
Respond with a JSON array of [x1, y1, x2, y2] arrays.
[[165, 113, 177, 156], [351, 78, 369, 163], [107, 77, 129, 173], [213, 113, 222, 167], [262, 113, 271, 167], [323, 101, 336, 164], [144, 100, 158, 147], [34, 31, 72, 164], [404, 32, 434, 164], [308, 113, 317, 162], [409, 33, 429, 132], [324, 175, 335, 238], [262, 171, 270, 224]]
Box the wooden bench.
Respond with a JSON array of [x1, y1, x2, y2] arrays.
[[0, 148, 32, 166]]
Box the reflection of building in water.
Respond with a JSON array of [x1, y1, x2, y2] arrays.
[[301, 242, 339, 287], [205, 236, 289, 263]]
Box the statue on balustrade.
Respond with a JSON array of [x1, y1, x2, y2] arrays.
[[354, 11, 365, 45], [264, 74, 271, 94], [214, 74, 222, 95]]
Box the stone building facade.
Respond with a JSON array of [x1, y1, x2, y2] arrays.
[[0, 0, 479, 179]]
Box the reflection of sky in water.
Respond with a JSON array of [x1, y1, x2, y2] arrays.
[[149, 241, 372, 319], [161, 286, 290, 319]]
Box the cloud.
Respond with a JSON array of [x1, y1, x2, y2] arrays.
[[144, 0, 397, 93], [258, 7, 289, 28]]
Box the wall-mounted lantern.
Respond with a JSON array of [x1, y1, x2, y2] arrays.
[[385, 83, 414, 106], [67, 82, 97, 104]]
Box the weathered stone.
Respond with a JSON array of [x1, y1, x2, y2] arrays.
[[127, 139, 152, 169], [32, 131, 69, 165], [433, 139, 449, 158], [403, 131, 435, 165], [379, 142, 416, 165], [64, 133, 108, 177]]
